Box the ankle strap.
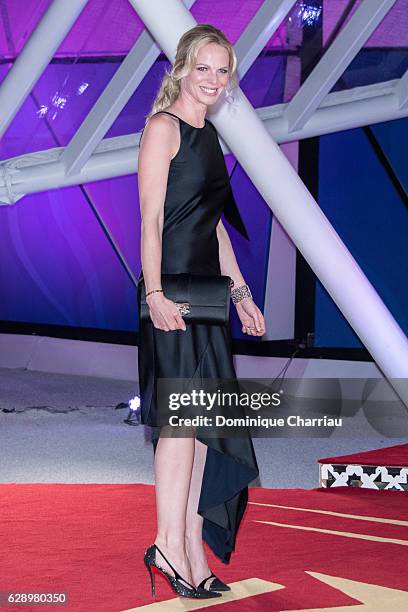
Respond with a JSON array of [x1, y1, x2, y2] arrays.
[[154, 544, 195, 589]]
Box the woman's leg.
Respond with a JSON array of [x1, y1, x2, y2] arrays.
[[185, 439, 215, 588], [154, 433, 196, 586]]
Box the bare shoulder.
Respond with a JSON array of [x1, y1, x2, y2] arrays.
[[142, 112, 179, 145], [140, 112, 180, 159]]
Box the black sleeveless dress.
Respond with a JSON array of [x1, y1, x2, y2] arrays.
[[137, 110, 259, 564]]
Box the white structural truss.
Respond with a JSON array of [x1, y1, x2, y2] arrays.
[[285, 0, 397, 131], [61, 0, 197, 177], [0, 0, 408, 404], [396, 68, 408, 109], [0, 0, 89, 139]]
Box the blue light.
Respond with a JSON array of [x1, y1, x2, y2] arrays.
[[298, 2, 322, 26]]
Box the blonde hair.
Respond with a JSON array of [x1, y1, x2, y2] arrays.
[[146, 24, 238, 122]]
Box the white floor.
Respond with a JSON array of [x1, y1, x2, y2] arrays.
[[0, 367, 405, 488]]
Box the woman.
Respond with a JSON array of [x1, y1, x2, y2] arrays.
[[137, 24, 265, 600]]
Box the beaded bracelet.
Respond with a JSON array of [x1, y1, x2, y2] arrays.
[[145, 288, 164, 299]]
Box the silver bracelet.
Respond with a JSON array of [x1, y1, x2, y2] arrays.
[[231, 284, 252, 303]]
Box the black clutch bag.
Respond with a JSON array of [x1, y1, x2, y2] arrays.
[[139, 273, 231, 325]]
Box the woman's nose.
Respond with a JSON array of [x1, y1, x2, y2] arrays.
[[207, 72, 218, 85]]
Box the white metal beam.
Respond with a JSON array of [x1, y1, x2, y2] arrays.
[[285, 0, 397, 133], [62, 0, 196, 177], [262, 141, 297, 341], [208, 0, 299, 341], [0, 137, 137, 205], [234, 0, 297, 79], [262, 28, 301, 341], [61, 31, 161, 177], [261, 79, 405, 142], [0, 0, 89, 139], [130, 0, 408, 403], [396, 69, 408, 110], [62, 0, 293, 178], [1, 79, 407, 205]]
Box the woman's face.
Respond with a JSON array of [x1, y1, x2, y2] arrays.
[[182, 42, 231, 106]]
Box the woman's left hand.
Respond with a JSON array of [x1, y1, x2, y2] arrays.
[[235, 298, 266, 336]]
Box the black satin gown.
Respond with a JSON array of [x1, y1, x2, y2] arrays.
[[137, 110, 259, 564]]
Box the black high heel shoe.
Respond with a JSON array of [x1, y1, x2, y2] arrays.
[[197, 571, 231, 592], [144, 544, 222, 599]]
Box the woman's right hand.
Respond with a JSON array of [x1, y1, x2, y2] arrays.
[[146, 293, 187, 332]]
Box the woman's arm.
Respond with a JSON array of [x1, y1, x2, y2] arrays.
[[138, 114, 176, 293], [216, 218, 265, 336], [138, 114, 186, 331], [216, 218, 246, 288]]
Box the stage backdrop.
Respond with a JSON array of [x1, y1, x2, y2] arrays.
[[0, 53, 284, 341], [0, 1, 407, 349]]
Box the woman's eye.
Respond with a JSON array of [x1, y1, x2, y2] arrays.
[[197, 67, 228, 74]]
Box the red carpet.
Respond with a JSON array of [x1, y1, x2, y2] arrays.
[[1, 484, 407, 611], [319, 442, 408, 466]]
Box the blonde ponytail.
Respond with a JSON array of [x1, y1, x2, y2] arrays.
[[148, 71, 181, 118]]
